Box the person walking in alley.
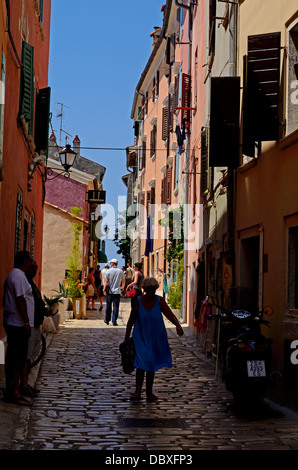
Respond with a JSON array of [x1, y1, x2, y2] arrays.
[[86, 268, 97, 310], [3, 251, 35, 406], [94, 265, 103, 311], [99, 263, 109, 311], [126, 262, 144, 304], [125, 262, 134, 292], [124, 277, 184, 402], [103, 259, 125, 326], [21, 260, 49, 397]]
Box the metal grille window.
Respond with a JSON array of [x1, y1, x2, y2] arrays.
[[14, 189, 23, 255], [30, 215, 35, 257]]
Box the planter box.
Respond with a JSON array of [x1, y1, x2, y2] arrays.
[[73, 295, 86, 319]]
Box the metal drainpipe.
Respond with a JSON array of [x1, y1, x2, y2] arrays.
[[5, 0, 23, 69], [177, 0, 192, 323]]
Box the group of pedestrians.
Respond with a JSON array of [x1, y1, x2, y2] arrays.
[[2, 252, 184, 407], [2, 251, 48, 406]]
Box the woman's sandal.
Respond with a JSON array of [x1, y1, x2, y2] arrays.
[[4, 395, 32, 406], [130, 392, 142, 401], [146, 393, 158, 402]]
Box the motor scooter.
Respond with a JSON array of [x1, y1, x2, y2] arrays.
[[208, 287, 280, 406]]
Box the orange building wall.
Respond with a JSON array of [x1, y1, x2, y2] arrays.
[[0, 0, 51, 339]]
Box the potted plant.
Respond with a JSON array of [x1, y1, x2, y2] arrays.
[[66, 206, 85, 319], [51, 282, 69, 323]]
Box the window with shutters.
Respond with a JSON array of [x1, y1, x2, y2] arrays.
[[175, 148, 180, 190], [140, 193, 145, 226], [242, 32, 281, 156], [150, 124, 157, 159], [139, 139, 146, 171], [23, 209, 30, 251], [287, 22, 298, 135], [162, 107, 168, 140], [161, 176, 166, 205], [146, 191, 151, 216], [35, 87, 51, 156], [152, 71, 159, 102], [201, 128, 209, 197], [20, 41, 34, 136], [15, 188, 23, 255], [166, 166, 172, 204], [181, 73, 191, 131], [39, 0, 44, 23], [209, 0, 216, 55]]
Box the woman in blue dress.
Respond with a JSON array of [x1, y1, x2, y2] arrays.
[[124, 277, 184, 402]]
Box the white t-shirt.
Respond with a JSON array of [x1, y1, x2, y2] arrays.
[[100, 269, 107, 286], [4, 268, 34, 327]]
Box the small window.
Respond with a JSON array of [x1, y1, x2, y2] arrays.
[[39, 0, 44, 23], [288, 226, 298, 310]]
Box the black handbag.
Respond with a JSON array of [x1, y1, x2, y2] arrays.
[[119, 338, 135, 374]]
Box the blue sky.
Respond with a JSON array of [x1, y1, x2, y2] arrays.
[[49, 0, 165, 265]]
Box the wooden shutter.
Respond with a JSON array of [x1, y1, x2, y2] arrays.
[[20, 41, 34, 135], [161, 177, 166, 204], [162, 107, 168, 140], [166, 166, 172, 204], [150, 125, 156, 157], [156, 71, 159, 97], [141, 96, 145, 119], [243, 32, 281, 148], [145, 91, 148, 115], [201, 129, 208, 196], [166, 34, 176, 65], [39, 0, 44, 23], [181, 73, 191, 130], [142, 140, 146, 169], [169, 95, 174, 132], [146, 191, 151, 216], [174, 75, 179, 112], [209, 0, 216, 54], [209, 76, 240, 167], [35, 87, 51, 155]]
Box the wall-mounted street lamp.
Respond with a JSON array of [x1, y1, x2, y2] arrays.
[[45, 144, 77, 180]]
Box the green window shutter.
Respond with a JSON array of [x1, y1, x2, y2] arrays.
[[20, 41, 34, 135], [39, 0, 44, 23], [35, 87, 51, 156]]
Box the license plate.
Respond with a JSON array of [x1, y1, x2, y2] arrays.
[[247, 360, 266, 378]]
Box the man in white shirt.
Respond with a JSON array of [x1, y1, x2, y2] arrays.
[[3, 251, 34, 406], [103, 259, 125, 326]]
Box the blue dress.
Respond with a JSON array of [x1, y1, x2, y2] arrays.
[[132, 296, 172, 372]]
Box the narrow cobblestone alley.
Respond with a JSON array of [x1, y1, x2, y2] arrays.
[[1, 298, 298, 454]]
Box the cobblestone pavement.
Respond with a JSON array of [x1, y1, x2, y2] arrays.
[[1, 297, 298, 452]]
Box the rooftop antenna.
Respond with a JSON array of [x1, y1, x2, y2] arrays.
[[56, 102, 72, 146]]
